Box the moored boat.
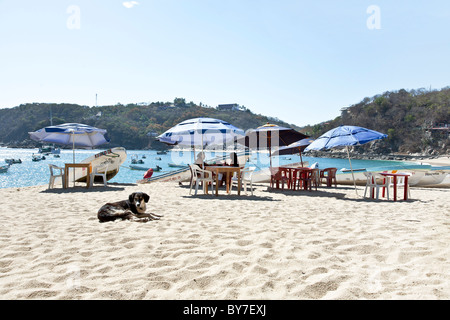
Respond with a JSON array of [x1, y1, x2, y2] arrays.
[[0, 164, 10, 173], [32, 154, 46, 161], [130, 164, 162, 171], [168, 163, 188, 168], [5, 158, 22, 164], [71, 147, 127, 184]]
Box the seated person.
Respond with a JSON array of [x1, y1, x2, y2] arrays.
[[219, 152, 239, 186], [194, 152, 206, 168]]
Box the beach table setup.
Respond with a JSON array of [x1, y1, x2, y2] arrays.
[[270, 166, 316, 191], [304, 125, 388, 195], [64, 163, 92, 189], [238, 123, 310, 191], [379, 172, 411, 201], [29, 123, 110, 188], [238, 123, 310, 169], [205, 165, 241, 196]]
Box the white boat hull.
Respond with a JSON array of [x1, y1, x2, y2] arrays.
[[69, 147, 127, 184], [252, 165, 450, 188]]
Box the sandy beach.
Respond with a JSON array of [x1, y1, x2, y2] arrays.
[[0, 171, 449, 300]]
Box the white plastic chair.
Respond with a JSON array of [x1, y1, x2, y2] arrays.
[[231, 166, 256, 195], [90, 162, 109, 187], [363, 172, 391, 200], [48, 164, 65, 189], [189, 164, 214, 195]]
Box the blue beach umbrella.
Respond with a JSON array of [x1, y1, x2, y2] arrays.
[[304, 125, 387, 193], [29, 123, 110, 163]]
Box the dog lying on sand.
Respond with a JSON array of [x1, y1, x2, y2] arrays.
[[97, 192, 162, 222]]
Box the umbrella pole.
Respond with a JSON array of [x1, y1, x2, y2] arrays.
[[299, 147, 304, 167], [346, 146, 358, 196], [72, 133, 76, 187], [268, 132, 272, 168]]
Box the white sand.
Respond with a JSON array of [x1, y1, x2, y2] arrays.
[[0, 180, 449, 300]]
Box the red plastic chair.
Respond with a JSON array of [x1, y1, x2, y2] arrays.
[[270, 167, 289, 189], [320, 168, 337, 187]]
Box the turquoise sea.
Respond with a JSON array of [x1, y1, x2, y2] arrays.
[[0, 147, 416, 189]]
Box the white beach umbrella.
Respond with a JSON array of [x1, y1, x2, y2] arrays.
[[157, 117, 244, 161], [29, 123, 110, 163]]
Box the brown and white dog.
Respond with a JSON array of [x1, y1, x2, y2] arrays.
[[97, 192, 162, 222]]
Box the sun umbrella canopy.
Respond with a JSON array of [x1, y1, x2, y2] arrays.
[[29, 123, 110, 149], [157, 117, 244, 148], [304, 125, 387, 151], [238, 123, 310, 150], [270, 138, 315, 156], [304, 125, 388, 194]]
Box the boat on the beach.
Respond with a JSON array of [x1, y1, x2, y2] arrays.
[[0, 164, 10, 173], [71, 147, 127, 184]]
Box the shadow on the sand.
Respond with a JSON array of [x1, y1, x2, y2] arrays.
[[262, 185, 422, 203], [40, 182, 138, 194]]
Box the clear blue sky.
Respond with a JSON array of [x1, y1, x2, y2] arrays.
[[1, 0, 449, 127]]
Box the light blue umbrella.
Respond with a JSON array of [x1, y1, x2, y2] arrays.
[[29, 123, 110, 163], [304, 125, 387, 193]]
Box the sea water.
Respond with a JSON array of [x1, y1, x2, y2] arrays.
[[0, 147, 414, 189]]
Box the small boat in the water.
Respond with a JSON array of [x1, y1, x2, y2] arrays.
[[0, 164, 10, 173], [39, 145, 60, 154], [340, 168, 366, 173], [5, 158, 22, 164], [156, 150, 168, 155], [131, 155, 144, 164], [130, 164, 162, 171], [168, 163, 188, 168], [32, 154, 46, 161]]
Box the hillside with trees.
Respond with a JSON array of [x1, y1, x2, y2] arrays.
[[0, 88, 448, 154], [302, 87, 449, 155], [0, 98, 301, 150]]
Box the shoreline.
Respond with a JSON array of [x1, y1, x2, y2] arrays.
[[2, 145, 449, 164], [0, 181, 449, 299]]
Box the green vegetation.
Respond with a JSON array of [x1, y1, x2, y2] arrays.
[[0, 100, 301, 150], [1, 87, 448, 154], [302, 87, 450, 154]]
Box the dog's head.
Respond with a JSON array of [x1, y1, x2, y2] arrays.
[[129, 192, 150, 214]]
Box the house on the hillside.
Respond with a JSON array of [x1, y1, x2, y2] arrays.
[[217, 104, 241, 111]]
